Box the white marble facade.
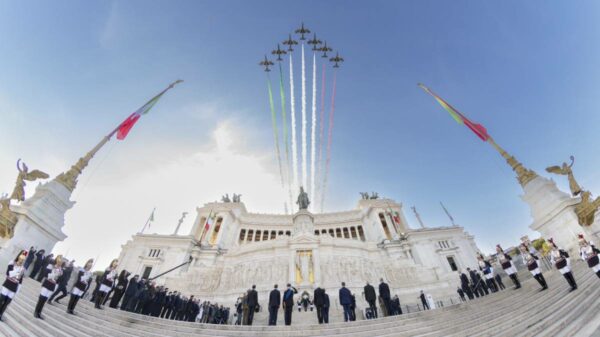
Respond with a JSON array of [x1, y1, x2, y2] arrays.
[[117, 198, 480, 308]]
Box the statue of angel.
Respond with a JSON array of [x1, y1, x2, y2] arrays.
[[545, 156, 582, 196], [9, 159, 49, 202]]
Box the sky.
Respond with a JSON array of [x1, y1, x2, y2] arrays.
[[1, 1, 599, 269]]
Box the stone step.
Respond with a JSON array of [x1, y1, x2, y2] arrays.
[[1, 262, 596, 337]]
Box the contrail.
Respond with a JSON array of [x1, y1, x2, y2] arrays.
[[321, 70, 338, 212], [279, 62, 293, 211], [310, 53, 317, 210], [301, 44, 307, 191], [267, 76, 284, 189], [316, 60, 326, 208], [289, 54, 299, 204]]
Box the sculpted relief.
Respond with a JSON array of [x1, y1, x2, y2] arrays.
[[215, 260, 288, 292], [319, 256, 419, 287]]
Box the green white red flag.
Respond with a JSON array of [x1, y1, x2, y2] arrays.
[[116, 80, 183, 140], [418, 84, 490, 142]]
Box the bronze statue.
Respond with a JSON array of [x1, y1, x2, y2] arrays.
[[232, 194, 242, 203], [9, 159, 49, 202], [0, 195, 17, 238], [546, 156, 582, 196], [221, 194, 231, 203], [575, 191, 600, 227], [297, 187, 310, 210], [370, 192, 379, 200], [359, 192, 369, 200]]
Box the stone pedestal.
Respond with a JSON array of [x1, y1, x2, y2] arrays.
[[522, 176, 595, 253], [0, 181, 73, 267]]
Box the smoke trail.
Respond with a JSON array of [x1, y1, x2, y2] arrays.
[[289, 54, 299, 202], [321, 70, 338, 212], [267, 77, 284, 188], [279, 62, 294, 212], [310, 53, 317, 210], [316, 63, 326, 209], [301, 44, 307, 191]]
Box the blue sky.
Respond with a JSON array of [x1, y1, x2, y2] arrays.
[[1, 1, 599, 267]]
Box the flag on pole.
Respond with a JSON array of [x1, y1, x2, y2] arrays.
[[204, 210, 215, 232], [148, 208, 155, 228], [116, 80, 183, 140], [418, 84, 490, 142]]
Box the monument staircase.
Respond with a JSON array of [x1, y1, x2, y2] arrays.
[[0, 261, 599, 337]]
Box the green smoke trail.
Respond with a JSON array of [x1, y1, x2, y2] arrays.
[[267, 77, 285, 188]]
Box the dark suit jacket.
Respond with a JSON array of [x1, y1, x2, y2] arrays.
[[247, 289, 258, 306], [364, 284, 376, 302], [313, 287, 325, 306], [339, 287, 352, 305], [379, 282, 391, 300], [269, 289, 281, 307], [323, 293, 330, 308], [283, 287, 297, 307]]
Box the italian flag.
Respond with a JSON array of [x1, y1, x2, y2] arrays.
[[204, 211, 216, 232], [418, 84, 490, 142], [116, 80, 183, 140]]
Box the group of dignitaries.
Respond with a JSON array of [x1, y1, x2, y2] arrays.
[[0, 246, 230, 325], [1, 234, 598, 325], [234, 278, 405, 327]]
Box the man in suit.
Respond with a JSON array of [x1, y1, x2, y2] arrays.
[[339, 282, 353, 322], [24, 246, 36, 270], [282, 283, 297, 326], [363, 281, 378, 318], [313, 285, 326, 324], [419, 290, 430, 310], [268, 284, 281, 325], [459, 271, 474, 300], [322, 289, 330, 324], [378, 278, 391, 316], [246, 285, 258, 325]]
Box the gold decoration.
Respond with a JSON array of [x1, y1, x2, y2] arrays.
[[54, 136, 110, 191], [0, 196, 18, 239], [545, 156, 582, 196], [10, 159, 49, 202], [574, 191, 600, 227], [487, 138, 538, 187]]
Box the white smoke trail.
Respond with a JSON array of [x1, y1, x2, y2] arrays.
[[310, 53, 317, 211], [289, 54, 298, 205], [301, 44, 307, 192]]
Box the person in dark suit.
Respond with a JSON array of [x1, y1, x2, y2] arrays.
[[322, 289, 330, 324], [49, 259, 73, 304], [121, 275, 139, 311], [468, 268, 485, 297], [339, 282, 353, 322], [24, 247, 36, 270], [268, 284, 280, 325], [363, 282, 378, 318], [419, 290, 430, 310], [246, 284, 258, 325], [36, 253, 54, 282], [378, 278, 391, 316], [459, 271, 474, 300], [29, 249, 45, 279], [109, 270, 130, 308], [282, 283, 297, 326], [313, 286, 326, 324]]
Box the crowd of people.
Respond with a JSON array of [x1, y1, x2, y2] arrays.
[[0, 233, 598, 324], [0, 247, 231, 324]]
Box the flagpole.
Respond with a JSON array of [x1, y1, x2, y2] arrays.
[[53, 80, 183, 192], [139, 207, 156, 234], [439, 201, 457, 227], [486, 138, 538, 187]]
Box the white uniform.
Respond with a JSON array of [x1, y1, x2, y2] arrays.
[[521, 253, 541, 276], [1, 263, 25, 299], [99, 268, 117, 293], [580, 245, 600, 273], [72, 268, 93, 297], [497, 255, 516, 275], [550, 249, 571, 274], [40, 265, 62, 298]]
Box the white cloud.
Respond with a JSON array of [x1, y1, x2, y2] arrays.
[[53, 119, 286, 269]]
